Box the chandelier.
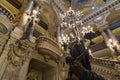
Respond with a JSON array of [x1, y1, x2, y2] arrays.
[[59, 34, 70, 45], [59, 6, 95, 49], [59, 7, 83, 46], [60, 7, 83, 29], [81, 25, 95, 36]]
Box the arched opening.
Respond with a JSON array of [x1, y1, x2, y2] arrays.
[[27, 59, 56, 80]]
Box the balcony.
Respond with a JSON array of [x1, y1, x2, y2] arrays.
[[36, 36, 63, 59], [90, 58, 120, 80]]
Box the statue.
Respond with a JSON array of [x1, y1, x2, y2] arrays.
[[66, 40, 106, 80]]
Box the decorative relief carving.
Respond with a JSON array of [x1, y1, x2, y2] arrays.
[[36, 36, 63, 64], [8, 40, 33, 66], [43, 55, 50, 62], [7, 46, 26, 66], [27, 69, 39, 80]]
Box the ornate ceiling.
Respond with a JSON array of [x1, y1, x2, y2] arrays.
[[2, 0, 106, 35], [56, 0, 106, 18]]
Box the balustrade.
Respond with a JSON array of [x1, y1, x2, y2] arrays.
[[90, 58, 120, 79], [90, 58, 119, 68], [36, 36, 63, 58]]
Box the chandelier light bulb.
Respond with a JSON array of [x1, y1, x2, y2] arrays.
[[80, 11, 83, 14], [33, 10, 37, 14], [109, 39, 112, 43]]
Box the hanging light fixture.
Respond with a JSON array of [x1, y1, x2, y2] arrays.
[[58, 0, 95, 49], [81, 25, 95, 36], [59, 6, 83, 47]]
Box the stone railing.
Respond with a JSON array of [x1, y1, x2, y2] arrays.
[[82, 0, 120, 24], [36, 36, 63, 59]]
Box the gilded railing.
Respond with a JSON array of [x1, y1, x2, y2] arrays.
[[90, 58, 120, 80], [90, 58, 120, 68]]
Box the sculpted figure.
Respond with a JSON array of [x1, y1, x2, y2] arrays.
[[66, 41, 106, 80]]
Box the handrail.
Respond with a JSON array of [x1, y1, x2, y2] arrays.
[[37, 36, 63, 57], [37, 43, 62, 56], [38, 36, 59, 47], [90, 57, 120, 68]]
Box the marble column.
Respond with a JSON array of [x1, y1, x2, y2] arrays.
[[106, 28, 117, 42], [0, 57, 8, 80], [29, 5, 40, 41], [101, 31, 115, 57], [57, 26, 61, 43], [13, 0, 34, 39], [26, 0, 34, 15], [57, 62, 62, 80], [101, 31, 109, 44], [18, 0, 34, 30], [18, 58, 31, 80], [107, 28, 120, 55]]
